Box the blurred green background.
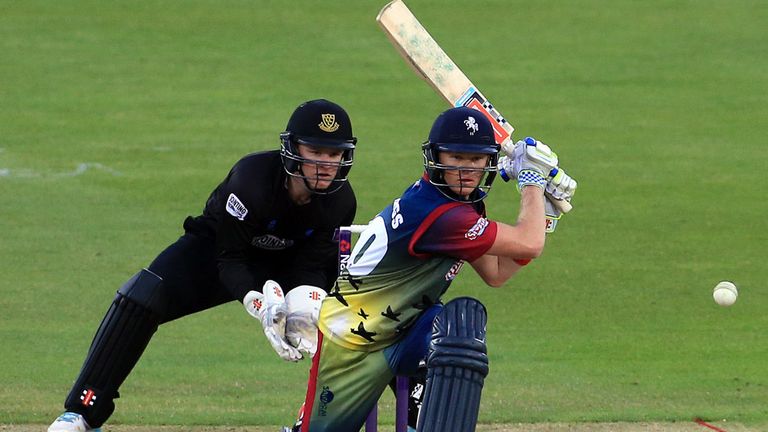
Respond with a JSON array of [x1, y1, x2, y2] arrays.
[[1, 0, 766, 427]]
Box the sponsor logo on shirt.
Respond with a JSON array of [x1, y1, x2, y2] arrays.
[[319, 386, 334, 416], [251, 234, 294, 250], [226, 193, 248, 221], [465, 217, 489, 240], [445, 260, 464, 281]]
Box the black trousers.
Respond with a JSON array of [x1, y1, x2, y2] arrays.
[[149, 232, 234, 323]]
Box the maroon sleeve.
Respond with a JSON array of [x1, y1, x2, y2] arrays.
[[410, 204, 498, 262]]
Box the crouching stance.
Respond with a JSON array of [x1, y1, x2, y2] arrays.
[[49, 99, 358, 431], [289, 107, 577, 431]]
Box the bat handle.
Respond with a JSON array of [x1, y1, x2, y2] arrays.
[[550, 196, 572, 213]]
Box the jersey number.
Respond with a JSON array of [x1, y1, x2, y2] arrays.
[[348, 216, 389, 276]]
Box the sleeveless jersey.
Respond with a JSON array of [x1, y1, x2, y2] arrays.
[[319, 177, 498, 351]]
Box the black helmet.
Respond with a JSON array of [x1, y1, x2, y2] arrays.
[[280, 99, 357, 194], [422, 107, 500, 202]]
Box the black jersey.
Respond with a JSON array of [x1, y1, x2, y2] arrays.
[[184, 151, 356, 300]]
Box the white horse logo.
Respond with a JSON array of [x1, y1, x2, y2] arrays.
[[464, 116, 479, 135]]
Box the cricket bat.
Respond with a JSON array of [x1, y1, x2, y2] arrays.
[[376, 0, 572, 213]]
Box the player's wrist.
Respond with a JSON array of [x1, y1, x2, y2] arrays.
[[517, 169, 546, 191]]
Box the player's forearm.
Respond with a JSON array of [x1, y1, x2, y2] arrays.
[[470, 255, 524, 287], [514, 186, 546, 256], [481, 187, 546, 259], [218, 259, 267, 301]]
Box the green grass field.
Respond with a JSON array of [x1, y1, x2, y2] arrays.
[[2, 0, 767, 429]]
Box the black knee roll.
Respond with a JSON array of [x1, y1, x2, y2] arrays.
[[417, 297, 489, 432], [118, 268, 169, 315], [64, 269, 164, 427]]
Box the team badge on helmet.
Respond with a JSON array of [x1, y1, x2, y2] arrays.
[[319, 114, 340, 133], [464, 116, 479, 135]]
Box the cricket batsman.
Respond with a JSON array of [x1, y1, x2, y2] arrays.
[[48, 99, 358, 432], [288, 106, 577, 431]]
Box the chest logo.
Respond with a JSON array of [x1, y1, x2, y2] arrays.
[[251, 234, 294, 250], [226, 193, 248, 221], [465, 217, 489, 240]]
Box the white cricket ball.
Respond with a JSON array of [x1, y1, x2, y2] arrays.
[[713, 281, 738, 307]]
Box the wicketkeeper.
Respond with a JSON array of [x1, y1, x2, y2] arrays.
[[288, 107, 577, 432], [48, 99, 358, 432]]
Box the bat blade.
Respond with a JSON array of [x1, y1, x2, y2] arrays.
[[377, 0, 572, 213], [376, 0, 513, 146]]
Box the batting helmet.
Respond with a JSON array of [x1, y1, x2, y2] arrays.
[[280, 99, 357, 194], [422, 107, 500, 202]]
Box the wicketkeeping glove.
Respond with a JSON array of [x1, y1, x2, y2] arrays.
[[285, 285, 326, 357], [243, 280, 303, 362]]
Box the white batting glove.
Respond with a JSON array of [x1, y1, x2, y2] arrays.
[[497, 155, 516, 182], [285, 286, 326, 358], [243, 280, 303, 362], [501, 137, 557, 190], [499, 138, 560, 180], [546, 168, 577, 202], [514, 137, 559, 177]]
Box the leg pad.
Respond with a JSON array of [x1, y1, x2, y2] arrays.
[[64, 270, 164, 427], [417, 297, 489, 432]]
